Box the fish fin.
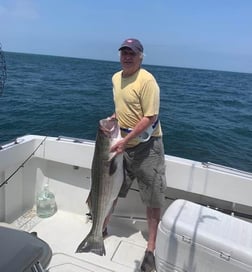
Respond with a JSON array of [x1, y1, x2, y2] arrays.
[[76, 233, 106, 256], [109, 156, 117, 176]]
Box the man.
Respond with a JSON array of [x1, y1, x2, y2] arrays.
[[109, 38, 166, 272]]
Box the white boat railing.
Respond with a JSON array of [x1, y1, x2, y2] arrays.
[[0, 138, 25, 150], [202, 162, 252, 179], [56, 135, 94, 145]]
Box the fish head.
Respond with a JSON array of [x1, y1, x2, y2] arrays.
[[99, 118, 121, 139]]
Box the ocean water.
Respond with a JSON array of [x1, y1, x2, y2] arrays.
[[1, 52, 251, 172]]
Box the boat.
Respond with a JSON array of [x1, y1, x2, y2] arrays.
[[0, 134, 252, 271]]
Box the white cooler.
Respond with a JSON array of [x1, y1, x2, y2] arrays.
[[155, 199, 252, 272]]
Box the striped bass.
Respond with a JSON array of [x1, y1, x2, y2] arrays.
[[76, 118, 124, 256]]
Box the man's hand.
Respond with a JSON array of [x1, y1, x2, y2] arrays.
[[110, 138, 126, 154]]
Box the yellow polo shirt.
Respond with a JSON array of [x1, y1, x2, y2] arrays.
[[112, 68, 162, 147]]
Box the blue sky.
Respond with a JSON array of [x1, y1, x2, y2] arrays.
[[0, 0, 252, 73]]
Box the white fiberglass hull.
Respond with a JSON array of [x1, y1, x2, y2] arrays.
[[0, 135, 252, 271]]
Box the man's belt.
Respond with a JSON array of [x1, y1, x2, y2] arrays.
[[120, 118, 159, 142]]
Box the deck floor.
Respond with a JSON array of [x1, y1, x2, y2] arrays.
[[12, 208, 149, 272]]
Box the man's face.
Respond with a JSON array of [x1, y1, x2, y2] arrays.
[[120, 48, 142, 76]]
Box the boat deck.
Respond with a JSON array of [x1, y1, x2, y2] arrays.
[[12, 208, 149, 272]]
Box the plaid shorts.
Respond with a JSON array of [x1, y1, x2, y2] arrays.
[[119, 137, 166, 208]]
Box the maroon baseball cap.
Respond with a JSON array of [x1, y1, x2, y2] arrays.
[[119, 38, 144, 53]]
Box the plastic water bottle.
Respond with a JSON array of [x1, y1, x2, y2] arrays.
[[36, 183, 57, 218]]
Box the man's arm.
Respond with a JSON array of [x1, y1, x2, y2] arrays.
[[110, 115, 157, 154]]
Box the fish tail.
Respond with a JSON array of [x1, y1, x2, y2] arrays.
[[76, 233, 106, 256]]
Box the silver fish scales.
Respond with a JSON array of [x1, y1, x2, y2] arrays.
[[76, 118, 123, 256]]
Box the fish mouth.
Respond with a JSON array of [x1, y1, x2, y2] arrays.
[[99, 118, 119, 137]]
